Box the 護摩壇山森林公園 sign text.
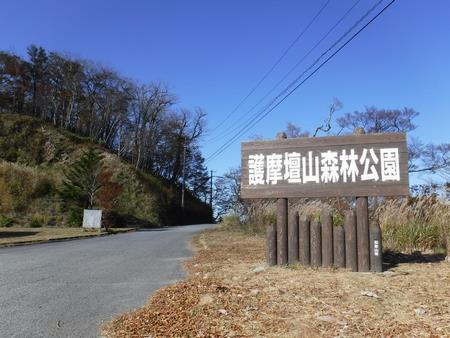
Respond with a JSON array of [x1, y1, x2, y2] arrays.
[[241, 133, 408, 199]]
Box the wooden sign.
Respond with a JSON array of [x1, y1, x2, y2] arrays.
[[241, 133, 409, 199]]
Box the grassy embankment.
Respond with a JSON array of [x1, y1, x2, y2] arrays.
[[0, 113, 212, 233]]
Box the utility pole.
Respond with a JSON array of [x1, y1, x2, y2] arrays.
[[181, 136, 186, 212], [210, 170, 214, 207]]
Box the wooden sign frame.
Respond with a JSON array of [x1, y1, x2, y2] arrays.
[[241, 133, 409, 199]]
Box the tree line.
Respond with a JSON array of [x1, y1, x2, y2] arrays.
[[0, 45, 210, 201], [213, 103, 450, 218]]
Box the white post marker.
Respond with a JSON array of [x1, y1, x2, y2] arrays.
[[82, 209, 102, 229]]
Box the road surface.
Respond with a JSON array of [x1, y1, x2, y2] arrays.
[[0, 224, 213, 338]]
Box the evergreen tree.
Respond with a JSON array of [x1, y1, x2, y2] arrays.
[[59, 147, 103, 225]]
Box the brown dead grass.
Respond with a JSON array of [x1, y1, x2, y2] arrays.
[[0, 227, 134, 246], [103, 228, 450, 338]]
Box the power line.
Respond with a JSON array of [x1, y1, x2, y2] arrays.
[[207, 0, 390, 162], [207, 2, 383, 162], [208, 0, 331, 134], [209, 0, 362, 143], [206, 0, 396, 162], [210, 0, 382, 148]]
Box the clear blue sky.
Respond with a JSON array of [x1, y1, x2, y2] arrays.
[[1, 0, 449, 180]]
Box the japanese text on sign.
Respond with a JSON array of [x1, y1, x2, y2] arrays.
[[248, 148, 400, 185]]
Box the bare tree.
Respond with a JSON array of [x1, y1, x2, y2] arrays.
[[129, 83, 175, 170], [213, 167, 245, 219], [337, 105, 450, 180], [313, 98, 342, 137], [285, 122, 310, 138], [337, 106, 419, 134], [0, 45, 211, 202]]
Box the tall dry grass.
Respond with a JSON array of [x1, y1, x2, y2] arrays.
[[375, 196, 450, 253], [236, 196, 450, 254], [0, 161, 54, 213]]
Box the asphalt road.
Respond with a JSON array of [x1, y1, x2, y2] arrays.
[[0, 224, 213, 338]]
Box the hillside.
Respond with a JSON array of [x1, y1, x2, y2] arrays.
[[0, 113, 212, 228]]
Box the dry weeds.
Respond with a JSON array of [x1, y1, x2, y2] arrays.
[[103, 228, 450, 338], [0, 227, 133, 246], [246, 196, 450, 254]]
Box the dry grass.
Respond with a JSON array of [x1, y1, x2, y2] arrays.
[[376, 196, 450, 253], [0, 227, 133, 246], [244, 196, 450, 254], [0, 161, 55, 213], [103, 227, 450, 338]]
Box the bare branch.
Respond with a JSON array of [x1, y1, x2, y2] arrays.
[[313, 98, 342, 137]]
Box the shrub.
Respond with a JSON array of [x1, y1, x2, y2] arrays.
[[115, 186, 159, 226], [241, 200, 276, 234], [30, 214, 47, 228], [33, 177, 53, 197], [221, 215, 241, 228], [96, 170, 123, 229], [0, 214, 13, 227], [0, 162, 55, 212], [114, 169, 160, 226], [332, 212, 345, 227], [0, 115, 45, 165], [0, 179, 13, 213]]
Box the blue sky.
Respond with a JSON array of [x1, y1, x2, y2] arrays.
[[1, 0, 449, 179]]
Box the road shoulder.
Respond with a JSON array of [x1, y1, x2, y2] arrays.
[[0, 227, 136, 248], [102, 226, 450, 337]]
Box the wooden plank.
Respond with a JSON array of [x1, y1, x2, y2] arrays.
[[333, 226, 345, 268], [299, 216, 310, 265], [357, 197, 370, 272], [344, 210, 358, 272], [241, 132, 409, 199], [277, 198, 288, 265], [266, 223, 277, 266], [240, 184, 409, 199], [370, 225, 383, 272], [242, 132, 406, 150], [310, 220, 321, 267], [288, 211, 299, 264], [321, 211, 333, 268]]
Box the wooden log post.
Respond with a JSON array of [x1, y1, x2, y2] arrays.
[[321, 210, 333, 268], [370, 224, 383, 272], [310, 219, 322, 267], [266, 223, 277, 266], [299, 216, 311, 265], [354, 127, 370, 272], [277, 198, 288, 265], [276, 132, 288, 266], [333, 226, 345, 268], [288, 211, 299, 264], [344, 210, 358, 272], [356, 197, 370, 272]]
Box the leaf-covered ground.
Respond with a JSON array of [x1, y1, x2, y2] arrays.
[[103, 228, 450, 337]]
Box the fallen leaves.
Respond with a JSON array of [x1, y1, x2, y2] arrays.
[[103, 228, 450, 338], [360, 289, 379, 298]]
